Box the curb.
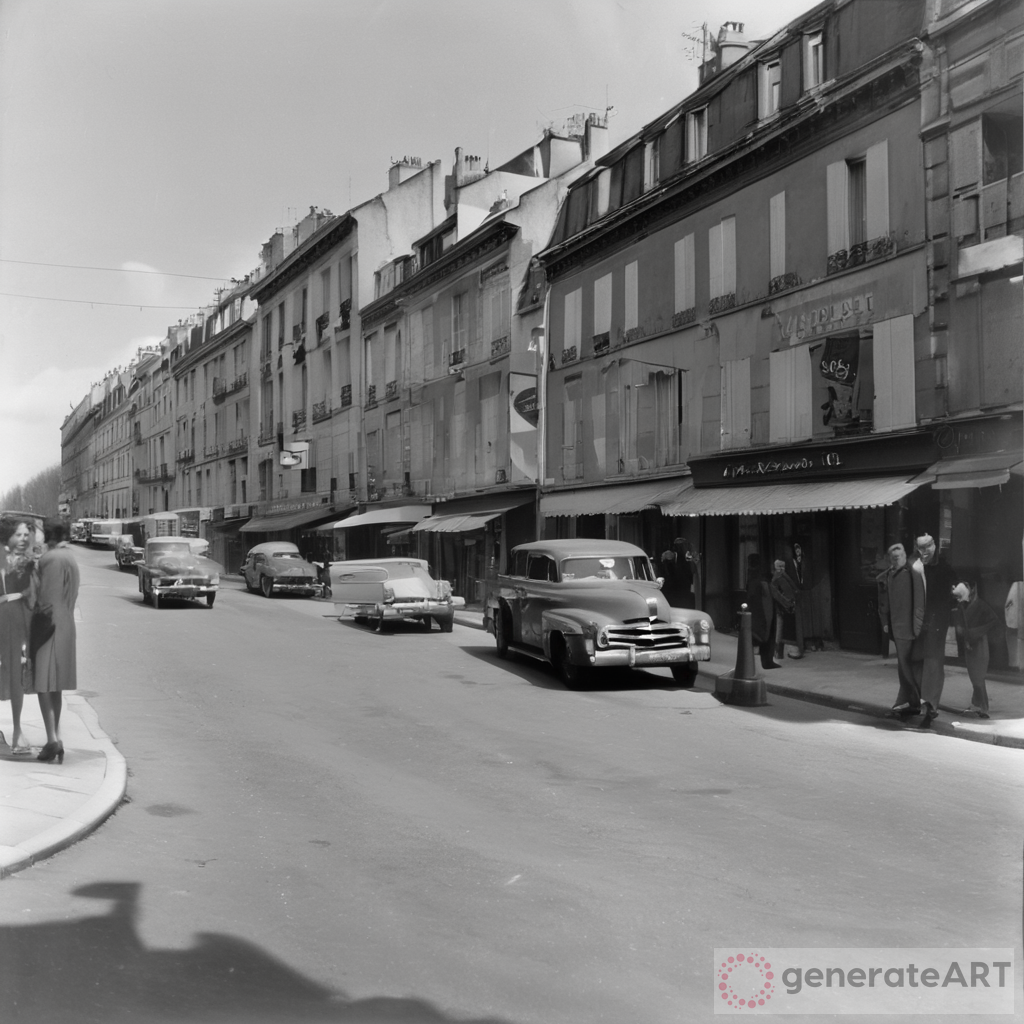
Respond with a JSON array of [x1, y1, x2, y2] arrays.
[[0, 694, 128, 879], [456, 611, 1022, 750]]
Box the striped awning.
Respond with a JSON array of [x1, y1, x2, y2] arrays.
[[540, 479, 682, 517], [412, 510, 504, 533], [913, 452, 1023, 490], [657, 476, 923, 517], [326, 505, 432, 530]]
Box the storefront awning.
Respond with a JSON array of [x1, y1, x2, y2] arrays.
[[913, 452, 1023, 490], [540, 479, 682, 517], [240, 506, 338, 533], [326, 504, 432, 530], [412, 510, 504, 533], [657, 475, 923, 517]]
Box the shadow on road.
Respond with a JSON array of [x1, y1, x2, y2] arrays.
[[0, 881, 512, 1024]]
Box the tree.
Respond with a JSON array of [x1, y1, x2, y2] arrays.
[[0, 464, 62, 516]]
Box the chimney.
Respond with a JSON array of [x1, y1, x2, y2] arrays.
[[585, 113, 609, 162], [717, 22, 748, 69], [388, 156, 424, 190]]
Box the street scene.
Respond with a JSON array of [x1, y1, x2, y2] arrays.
[[0, 545, 1022, 1023], [1, 0, 1022, 1019]]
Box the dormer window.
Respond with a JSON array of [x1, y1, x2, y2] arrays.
[[804, 32, 824, 90], [759, 59, 781, 120], [686, 107, 707, 163], [643, 138, 660, 191]]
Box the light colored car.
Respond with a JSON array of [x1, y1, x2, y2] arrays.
[[88, 520, 123, 548], [484, 539, 713, 688], [114, 534, 144, 571], [241, 541, 322, 598], [330, 557, 464, 631], [137, 536, 222, 608]]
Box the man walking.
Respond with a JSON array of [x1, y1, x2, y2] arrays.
[[877, 542, 925, 718], [771, 559, 800, 660], [911, 533, 957, 726]]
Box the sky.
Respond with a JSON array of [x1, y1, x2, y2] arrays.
[[0, 0, 814, 496]]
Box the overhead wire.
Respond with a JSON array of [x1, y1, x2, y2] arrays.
[[0, 258, 231, 281]]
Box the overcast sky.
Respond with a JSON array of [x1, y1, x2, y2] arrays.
[[0, 0, 814, 496]]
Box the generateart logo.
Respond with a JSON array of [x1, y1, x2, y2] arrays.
[[713, 948, 1015, 1015]]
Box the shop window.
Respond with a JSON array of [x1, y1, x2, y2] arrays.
[[300, 467, 317, 493]]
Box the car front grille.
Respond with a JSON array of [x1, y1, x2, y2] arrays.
[[603, 623, 689, 649], [161, 576, 208, 586], [282, 576, 315, 586]]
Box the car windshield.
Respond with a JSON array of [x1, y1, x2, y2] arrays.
[[150, 543, 191, 558], [560, 555, 656, 582]]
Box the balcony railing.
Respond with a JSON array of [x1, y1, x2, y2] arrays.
[[592, 332, 611, 355], [490, 335, 510, 358], [227, 436, 248, 453], [137, 463, 173, 483], [340, 384, 352, 408], [292, 323, 305, 343], [384, 380, 399, 401], [338, 298, 351, 331], [366, 384, 377, 409], [230, 371, 248, 393], [257, 428, 276, 447], [292, 409, 306, 429], [312, 399, 330, 422], [204, 444, 220, 458], [768, 273, 800, 295], [826, 234, 895, 276], [561, 345, 578, 365], [176, 448, 195, 464], [213, 377, 227, 397], [448, 349, 466, 375], [315, 312, 330, 343], [708, 292, 736, 316]]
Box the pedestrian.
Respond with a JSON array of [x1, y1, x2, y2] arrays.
[[910, 533, 957, 727], [952, 580, 999, 718], [0, 516, 37, 755], [32, 518, 80, 764], [770, 559, 801, 660], [746, 554, 779, 670], [877, 541, 925, 718], [785, 539, 815, 651], [673, 537, 699, 609], [659, 547, 680, 603]]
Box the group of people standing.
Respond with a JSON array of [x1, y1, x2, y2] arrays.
[[0, 516, 80, 763], [745, 543, 810, 671], [877, 532, 997, 724]]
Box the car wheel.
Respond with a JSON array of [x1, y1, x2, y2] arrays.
[[152, 591, 161, 610], [261, 576, 273, 598], [494, 604, 510, 658], [670, 662, 699, 687], [244, 574, 255, 593], [438, 615, 454, 633], [555, 635, 589, 689], [206, 593, 216, 608], [141, 585, 150, 605]]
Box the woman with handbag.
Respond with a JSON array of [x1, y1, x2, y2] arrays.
[[0, 516, 36, 755], [32, 519, 79, 764]]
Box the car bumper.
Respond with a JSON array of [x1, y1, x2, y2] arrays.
[[153, 583, 218, 599], [337, 600, 454, 621], [271, 581, 320, 594], [584, 642, 711, 668]]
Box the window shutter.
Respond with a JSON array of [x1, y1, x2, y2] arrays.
[[709, 223, 724, 298], [594, 274, 612, 336], [951, 121, 982, 193], [769, 350, 792, 442], [865, 140, 890, 241], [874, 314, 916, 430], [826, 160, 849, 254], [564, 289, 582, 350], [722, 217, 736, 294], [770, 192, 786, 280], [872, 320, 894, 431], [721, 357, 751, 449], [624, 262, 638, 331], [674, 234, 695, 312]]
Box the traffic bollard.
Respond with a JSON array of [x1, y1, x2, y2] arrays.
[[714, 603, 768, 706]]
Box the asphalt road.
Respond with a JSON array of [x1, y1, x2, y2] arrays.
[[1, 545, 1020, 1024]]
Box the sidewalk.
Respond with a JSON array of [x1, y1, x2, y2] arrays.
[[0, 693, 127, 878], [454, 608, 1024, 750]]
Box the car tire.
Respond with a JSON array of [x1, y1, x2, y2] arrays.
[[152, 591, 161, 610], [671, 662, 699, 687], [261, 577, 273, 598], [494, 604, 510, 658], [438, 615, 454, 633], [206, 593, 216, 608], [554, 635, 590, 690], [244, 575, 255, 593]]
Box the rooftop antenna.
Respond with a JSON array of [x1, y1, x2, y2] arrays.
[[681, 21, 709, 65]]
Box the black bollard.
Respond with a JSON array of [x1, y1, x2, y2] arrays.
[[714, 603, 768, 706]]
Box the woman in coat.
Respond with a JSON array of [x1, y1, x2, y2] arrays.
[[33, 519, 79, 764], [0, 516, 36, 754], [746, 554, 779, 670]]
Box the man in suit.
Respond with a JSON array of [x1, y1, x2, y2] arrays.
[[910, 533, 957, 726], [877, 542, 925, 718]]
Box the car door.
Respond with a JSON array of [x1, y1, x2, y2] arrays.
[[520, 553, 557, 649]]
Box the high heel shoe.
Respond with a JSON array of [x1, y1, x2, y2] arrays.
[[36, 741, 64, 764]]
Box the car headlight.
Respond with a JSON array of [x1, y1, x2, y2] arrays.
[[210, 574, 220, 585]]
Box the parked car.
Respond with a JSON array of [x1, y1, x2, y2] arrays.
[[137, 536, 222, 608], [484, 539, 713, 688], [114, 534, 144, 571], [241, 542, 322, 598], [88, 519, 123, 548], [329, 557, 464, 631]]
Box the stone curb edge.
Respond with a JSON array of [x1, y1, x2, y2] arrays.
[[454, 612, 1022, 750], [0, 694, 128, 879]]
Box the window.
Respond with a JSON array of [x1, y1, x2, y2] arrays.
[[769, 192, 786, 282], [826, 141, 889, 259], [804, 32, 823, 90], [277, 303, 285, 350], [769, 347, 812, 442], [624, 261, 638, 332], [686, 108, 707, 163], [563, 288, 582, 359], [643, 138, 660, 190], [384, 326, 401, 387], [593, 273, 612, 340], [487, 281, 510, 343], [451, 293, 467, 356], [720, 357, 751, 449], [673, 234, 695, 314], [562, 375, 583, 481], [321, 268, 331, 316], [708, 217, 737, 300], [653, 372, 683, 467], [759, 59, 781, 119], [262, 314, 272, 359]]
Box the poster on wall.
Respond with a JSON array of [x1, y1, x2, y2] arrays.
[[509, 373, 538, 482], [816, 336, 860, 429]]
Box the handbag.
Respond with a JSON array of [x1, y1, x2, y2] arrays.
[[29, 609, 55, 660]]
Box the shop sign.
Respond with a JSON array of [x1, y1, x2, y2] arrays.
[[722, 451, 844, 480], [781, 292, 875, 343]]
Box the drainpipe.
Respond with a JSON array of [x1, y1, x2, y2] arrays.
[[532, 293, 549, 542]]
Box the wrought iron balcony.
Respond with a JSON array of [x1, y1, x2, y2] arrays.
[[384, 380, 399, 401], [708, 292, 736, 316], [257, 428, 276, 447], [561, 345, 578, 365], [490, 335, 510, 358], [315, 312, 330, 343], [366, 384, 377, 409], [340, 384, 352, 408], [227, 436, 248, 453], [213, 377, 227, 397], [592, 332, 611, 355], [338, 298, 351, 330], [768, 273, 800, 295], [204, 444, 220, 458], [292, 409, 306, 429], [312, 400, 330, 422], [176, 448, 195, 464]]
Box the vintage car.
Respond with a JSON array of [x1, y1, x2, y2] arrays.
[[137, 536, 222, 608], [484, 539, 713, 687], [240, 541, 322, 598], [114, 534, 144, 571], [329, 558, 464, 631]]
